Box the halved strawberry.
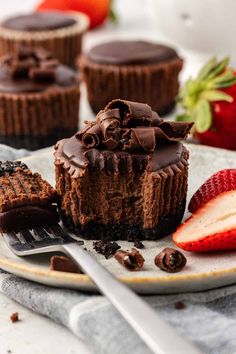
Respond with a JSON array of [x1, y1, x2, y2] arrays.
[[173, 190, 236, 252], [188, 169, 236, 213]]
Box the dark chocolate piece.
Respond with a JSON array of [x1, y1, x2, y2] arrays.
[[115, 248, 145, 271], [93, 240, 121, 259], [87, 40, 178, 65], [2, 12, 76, 32], [154, 248, 186, 273], [175, 301, 187, 310], [50, 255, 81, 273], [0, 46, 78, 94], [10, 312, 19, 323]]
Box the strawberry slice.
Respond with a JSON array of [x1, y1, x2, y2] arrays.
[[173, 190, 236, 252], [188, 169, 236, 213]]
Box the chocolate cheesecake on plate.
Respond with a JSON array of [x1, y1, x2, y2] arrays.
[[0, 161, 59, 232], [0, 45, 80, 150], [0, 11, 89, 67], [55, 99, 192, 240], [79, 40, 183, 115]]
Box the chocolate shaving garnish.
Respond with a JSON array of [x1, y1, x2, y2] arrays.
[[115, 248, 145, 271], [10, 312, 19, 323], [133, 239, 144, 249], [77, 99, 193, 152], [154, 247, 186, 273], [106, 99, 153, 126], [4, 45, 58, 82], [50, 255, 81, 273], [76, 122, 101, 148], [93, 240, 121, 259], [29, 67, 55, 82]]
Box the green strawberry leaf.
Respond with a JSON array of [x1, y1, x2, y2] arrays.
[[198, 57, 217, 80], [212, 77, 236, 88], [193, 99, 212, 133], [206, 57, 229, 80], [208, 69, 236, 88], [176, 114, 192, 122], [201, 90, 233, 102]]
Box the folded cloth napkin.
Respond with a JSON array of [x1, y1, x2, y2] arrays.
[[2, 270, 236, 354], [1, 144, 236, 354]]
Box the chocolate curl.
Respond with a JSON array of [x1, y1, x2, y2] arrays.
[[97, 108, 121, 137], [151, 111, 163, 126], [76, 122, 101, 148], [105, 99, 153, 126], [122, 127, 156, 152], [97, 108, 121, 149], [154, 248, 186, 273], [115, 248, 145, 271], [157, 121, 194, 141]]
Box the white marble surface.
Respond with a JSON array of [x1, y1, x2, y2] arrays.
[[0, 1, 215, 353]]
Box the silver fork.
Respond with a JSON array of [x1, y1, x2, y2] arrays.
[[3, 224, 202, 354]]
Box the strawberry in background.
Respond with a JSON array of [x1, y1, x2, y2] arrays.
[[177, 57, 236, 150], [37, 0, 115, 29]]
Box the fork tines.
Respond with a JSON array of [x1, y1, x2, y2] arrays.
[[3, 224, 71, 253]]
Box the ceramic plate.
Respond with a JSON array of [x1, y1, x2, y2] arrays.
[[0, 144, 236, 294]]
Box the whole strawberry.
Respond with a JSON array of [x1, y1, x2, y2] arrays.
[[37, 0, 113, 29], [177, 57, 236, 150]]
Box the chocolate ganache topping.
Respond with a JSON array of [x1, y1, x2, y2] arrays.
[[2, 12, 77, 32], [76, 99, 193, 153], [0, 46, 78, 93], [87, 41, 178, 65]]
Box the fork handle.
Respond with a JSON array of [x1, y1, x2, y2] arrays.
[[63, 243, 202, 354]]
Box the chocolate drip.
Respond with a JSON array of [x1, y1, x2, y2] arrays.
[[77, 99, 193, 153]]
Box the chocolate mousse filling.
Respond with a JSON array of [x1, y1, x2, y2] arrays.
[[55, 99, 192, 240]]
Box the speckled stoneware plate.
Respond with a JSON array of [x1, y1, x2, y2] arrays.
[[0, 143, 236, 294]]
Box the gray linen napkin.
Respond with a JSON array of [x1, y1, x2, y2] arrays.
[[1, 144, 236, 354], [2, 270, 236, 354]]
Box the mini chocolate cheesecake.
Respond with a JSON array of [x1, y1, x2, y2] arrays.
[[55, 99, 192, 241], [0, 45, 79, 150], [0, 11, 89, 67], [79, 40, 183, 115], [0, 161, 59, 232]]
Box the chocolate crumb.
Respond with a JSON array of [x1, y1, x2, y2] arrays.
[[50, 255, 81, 273], [10, 312, 19, 323], [155, 248, 186, 273], [115, 248, 145, 271], [133, 239, 144, 249], [175, 301, 186, 310], [93, 240, 121, 259]]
